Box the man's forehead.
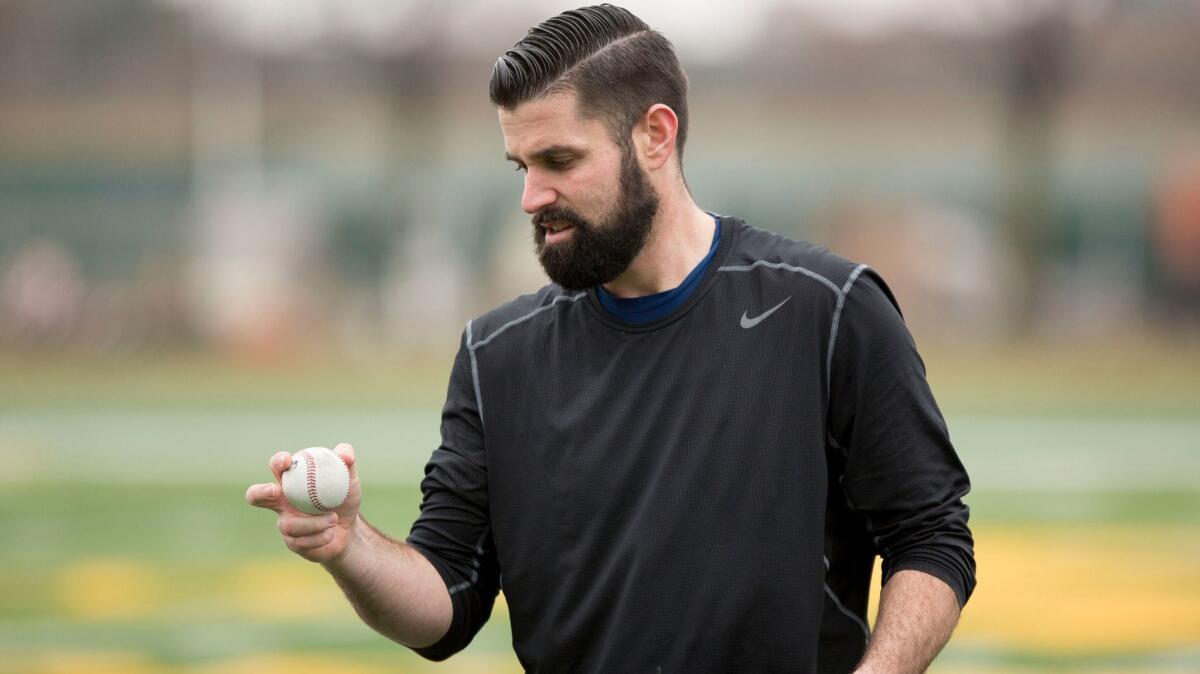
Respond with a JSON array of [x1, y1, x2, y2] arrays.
[[499, 92, 606, 157]]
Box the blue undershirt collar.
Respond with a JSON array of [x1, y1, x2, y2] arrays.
[[596, 214, 721, 324]]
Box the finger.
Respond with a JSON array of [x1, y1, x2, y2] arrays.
[[269, 451, 294, 482], [333, 442, 357, 480], [245, 482, 284, 512], [284, 528, 336, 552], [277, 513, 337, 537]]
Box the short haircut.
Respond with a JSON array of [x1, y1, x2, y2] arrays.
[[490, 4, 689, 161]]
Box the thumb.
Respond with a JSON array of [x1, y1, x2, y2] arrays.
[[333, 442, 357, 480]]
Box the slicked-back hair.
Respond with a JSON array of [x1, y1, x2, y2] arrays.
[[490, 4, 689, 161]]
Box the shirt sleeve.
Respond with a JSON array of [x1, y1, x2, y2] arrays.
[[826, 268, 977, 608], [405, 327, 500, 660]]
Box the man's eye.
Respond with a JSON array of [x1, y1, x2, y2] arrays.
[[546, 158, 573, 170]]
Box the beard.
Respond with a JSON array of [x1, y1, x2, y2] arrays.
[[532, 146, 659, 291]]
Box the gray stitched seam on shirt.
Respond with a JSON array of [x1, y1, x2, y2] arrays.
[[824, 264, 869, 400], [466, 319, 485, 430], [467, 292, 586, 429], [448, 525, 492, 596], [825, 583, 872, 644], [826, 431, 847, 457], [824, 265, 874, 644], [472, 292, 588, 351], [722, 259, 874, 643], [717, 260, 843, 296], [718, 259, 866, 412]]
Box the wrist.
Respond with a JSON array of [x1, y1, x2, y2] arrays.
[[322, 512, 365, 571]]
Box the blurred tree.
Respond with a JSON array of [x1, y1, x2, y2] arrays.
[[991, 0, 1150, 336], [998, 5, 1074, 336]]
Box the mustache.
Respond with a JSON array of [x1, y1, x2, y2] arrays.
[[532, 206, 589, 229]]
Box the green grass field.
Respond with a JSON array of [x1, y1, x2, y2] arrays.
[[1, 343, 1197, 673]]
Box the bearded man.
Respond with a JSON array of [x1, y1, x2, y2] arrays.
[[247, 5, 976, 673]]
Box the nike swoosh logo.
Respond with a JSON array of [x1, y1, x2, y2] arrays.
[[740, 296, 791, 329]]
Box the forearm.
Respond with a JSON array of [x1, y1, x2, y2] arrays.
[[323, 515, 453, 648], [854, 569, 961, 674]]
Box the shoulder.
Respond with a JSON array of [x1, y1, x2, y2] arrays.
[[466, 283, 587, 351], [721, 218, 868, 297]]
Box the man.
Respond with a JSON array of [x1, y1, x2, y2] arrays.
[[246, 5, 975, 673]]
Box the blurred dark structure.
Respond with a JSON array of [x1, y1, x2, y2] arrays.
[[1, 0, 1197, 354], [998, 6, 1074, 336]]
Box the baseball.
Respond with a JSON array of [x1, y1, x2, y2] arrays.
[[281, 446, 352, 515]]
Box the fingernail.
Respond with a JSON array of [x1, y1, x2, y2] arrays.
[[266, 486, 276, 498]]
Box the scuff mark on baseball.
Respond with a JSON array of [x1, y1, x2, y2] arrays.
[[281, 446, 351, 515]]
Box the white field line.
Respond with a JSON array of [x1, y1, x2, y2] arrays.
[[949, 416, 1200, 490], [0, 410, 1197, 489]]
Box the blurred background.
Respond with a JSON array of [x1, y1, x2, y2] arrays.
[[0, 0, 1197, 672]]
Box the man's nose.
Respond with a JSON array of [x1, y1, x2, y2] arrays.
[[521, 171, 557, 214]]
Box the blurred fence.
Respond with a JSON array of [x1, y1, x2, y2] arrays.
[[2, 0, 1198, 355]]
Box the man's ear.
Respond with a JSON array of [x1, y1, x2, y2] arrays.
[[636, 104, 678, 171]]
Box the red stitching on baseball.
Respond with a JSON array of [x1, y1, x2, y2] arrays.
[[301, 450, 331, 512]]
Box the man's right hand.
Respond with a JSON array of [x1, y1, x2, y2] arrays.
[[245, 442, 363, 564], [246, 441, 453, 648]]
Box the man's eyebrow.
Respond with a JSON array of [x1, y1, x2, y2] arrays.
[[505, 145, 584, 163]]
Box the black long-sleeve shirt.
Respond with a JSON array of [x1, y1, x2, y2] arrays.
[[407, 215, 975, 673]]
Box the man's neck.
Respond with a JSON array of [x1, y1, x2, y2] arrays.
[[601, 192, 716, 299]]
